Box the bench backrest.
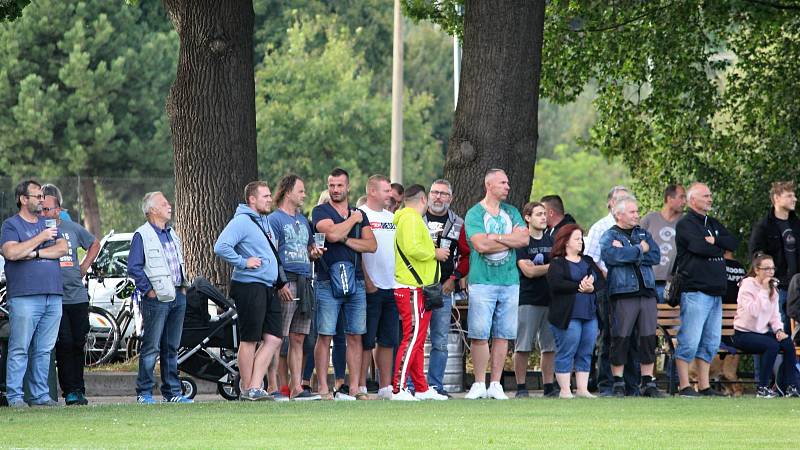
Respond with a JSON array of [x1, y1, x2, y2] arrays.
[[657, 303, 738, 336]]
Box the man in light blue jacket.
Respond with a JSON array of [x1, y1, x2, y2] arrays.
[[214, 181, 281, 401]]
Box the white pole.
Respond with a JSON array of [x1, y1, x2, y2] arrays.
[[390, 0, 404, 184]]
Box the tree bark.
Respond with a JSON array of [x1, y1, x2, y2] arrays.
[[163, 0, 258, 289], [80, 176, 101, 238], [444, 0, 545, 215]]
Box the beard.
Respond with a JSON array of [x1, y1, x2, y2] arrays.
[[429, 202, 449, 215]]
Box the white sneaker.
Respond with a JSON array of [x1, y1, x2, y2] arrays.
[[334, 391, 356, 401], [391, 389, 420, 401], [377, 387, 394, 400], [358, 386, 368, 394], [465, 382, 488, 400], [415, 388, 448, 401], [487, 382, 509, 400]]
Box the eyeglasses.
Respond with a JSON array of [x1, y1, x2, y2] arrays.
[[430, 190, 451, 197], [757, 267, 776, 271], [41, 207, 59, 212], [24, 194, 44, 200]]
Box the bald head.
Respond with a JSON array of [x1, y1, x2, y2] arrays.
[[686, 182, 713, 214]]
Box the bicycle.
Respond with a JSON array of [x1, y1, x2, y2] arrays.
[[84, 276, 141, 367]]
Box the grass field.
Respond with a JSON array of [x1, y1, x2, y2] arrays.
[[2, 397, 798, 449]]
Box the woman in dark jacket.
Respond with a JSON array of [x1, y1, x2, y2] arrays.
[[547, 224, 605, 398]]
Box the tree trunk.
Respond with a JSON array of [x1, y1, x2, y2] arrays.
[[444, 0, 545, 215], [163, 0, 258, 289], [79, 176, 101, 238]]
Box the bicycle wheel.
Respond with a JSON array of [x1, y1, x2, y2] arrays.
[[85, 306, 120, 367], [125, 334, 141, 360]]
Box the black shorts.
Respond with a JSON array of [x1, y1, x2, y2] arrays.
[[230, 280, 282, 342]]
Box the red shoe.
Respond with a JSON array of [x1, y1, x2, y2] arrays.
[[280, 385, 290, 397]]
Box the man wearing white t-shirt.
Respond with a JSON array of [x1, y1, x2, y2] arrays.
[[359, 175, 399, 399]]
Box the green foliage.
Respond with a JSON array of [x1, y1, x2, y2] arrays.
[[255, 15, 442, 201], [406, 1, 800, 249], [0, 0, 30, 22], [0, 1, 177, 181], [532, 145, 631, 227]]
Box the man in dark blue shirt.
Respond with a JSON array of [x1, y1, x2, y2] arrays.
[[1, 180, 68, 407]]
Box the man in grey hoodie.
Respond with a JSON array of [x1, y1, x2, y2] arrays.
[[214, 181, 281, 401]]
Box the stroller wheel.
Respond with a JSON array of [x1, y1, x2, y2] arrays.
[[180, 376, 197, 400], [218, 375, 241, 401]]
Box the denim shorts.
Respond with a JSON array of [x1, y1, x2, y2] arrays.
[[676, 291, 722, 363], [315, 280, 366, 336], [467, 284, 519, 340]]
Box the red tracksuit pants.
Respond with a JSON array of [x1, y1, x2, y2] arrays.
[[393, 287, 432, 393]]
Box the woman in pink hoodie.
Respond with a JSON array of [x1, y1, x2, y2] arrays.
[[732, 253, 799, 398]]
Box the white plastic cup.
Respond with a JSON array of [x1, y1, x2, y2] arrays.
[[314, 232, 326, 248]]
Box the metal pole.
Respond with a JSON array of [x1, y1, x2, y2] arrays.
[[390, 0, 404, 184]]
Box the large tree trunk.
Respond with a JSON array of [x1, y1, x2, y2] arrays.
[[79, 176, 101, 238], [163, 0, 258, 289], [444, 0, 545, 215]]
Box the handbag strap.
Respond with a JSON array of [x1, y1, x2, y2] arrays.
[[395, 242, 439, 286], [249, 216, 284, 272]]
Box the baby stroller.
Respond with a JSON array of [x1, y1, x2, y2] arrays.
[[178, 277, 241, 400]]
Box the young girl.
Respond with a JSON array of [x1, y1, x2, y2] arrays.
[[732, 253, 799, 398]]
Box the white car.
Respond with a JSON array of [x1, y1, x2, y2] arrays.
[[87, 231, 134, 318]]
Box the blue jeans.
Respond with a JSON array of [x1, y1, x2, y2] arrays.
[[467, 284, 519, 340], [315, 280, 366, 335], [6, 294, 62, 404], [551, 318, 598, 374], [655, 283, 666, 304], [676, 292, 721, 363], [732, 330, 798, 388], [136, 291, 186, 398], [427, 294, 453, 392]]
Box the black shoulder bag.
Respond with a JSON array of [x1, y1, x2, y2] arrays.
[[663, 257, 684, 308], [249, 216, 288, 290], [396, 243, 443, 311]]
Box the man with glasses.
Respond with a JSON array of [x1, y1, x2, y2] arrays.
[[749, 181, 799, 334], [41, 184, 100, 406], [423, 179, 469, 397], [674, 182, 738, 397], [1, 180, 68, 407], [389, 183, 404, 213]]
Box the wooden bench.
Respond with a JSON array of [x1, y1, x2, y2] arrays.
[[657, 303, 756, 392]]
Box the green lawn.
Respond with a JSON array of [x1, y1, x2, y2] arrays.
[[3, 398, 798, 449]]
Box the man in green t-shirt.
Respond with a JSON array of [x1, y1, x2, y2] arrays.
[[464, 169, 528, 400]]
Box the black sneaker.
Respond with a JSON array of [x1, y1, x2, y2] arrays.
[[515, 389, 529, 399], [544, 388, 560, 398], [335, 384, 350, 397], [641, 383, 666, 398], [698, 387, 727, 397], [784, 385, 800, 398], [678, 387, 700, 398], [435, 388, 452, 398], [612, 382, 625, 398], [756, 386, 778, 398]]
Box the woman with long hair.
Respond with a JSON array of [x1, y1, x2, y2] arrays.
[[732, 252, 799, 398], [546, 224, 605, 398]]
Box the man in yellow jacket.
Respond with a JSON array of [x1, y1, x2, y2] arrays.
[[392, 185, 450, 401]]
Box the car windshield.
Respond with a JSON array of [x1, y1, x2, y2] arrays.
[[93, 239, 131, 278]]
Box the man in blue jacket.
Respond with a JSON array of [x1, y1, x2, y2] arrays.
[[600, 195, 665, 398], [215, 181, 281, 401]]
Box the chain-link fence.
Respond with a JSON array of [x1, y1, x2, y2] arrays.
[[1, 177, 175, 239]]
